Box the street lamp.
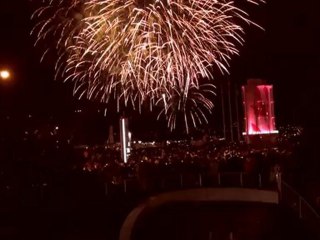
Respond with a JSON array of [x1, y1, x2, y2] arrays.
[[0, 69, 11, 81]]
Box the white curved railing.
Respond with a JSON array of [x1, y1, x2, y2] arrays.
[[117, 172, 320, 240], [119, 188, 279, 240]]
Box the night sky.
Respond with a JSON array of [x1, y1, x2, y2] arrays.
[[0, 0, 319, 135]]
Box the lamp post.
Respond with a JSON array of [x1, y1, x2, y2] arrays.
[[0, 68, 13, 120]]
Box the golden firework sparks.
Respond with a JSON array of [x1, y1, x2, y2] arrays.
[[31, 0, 263, 132]]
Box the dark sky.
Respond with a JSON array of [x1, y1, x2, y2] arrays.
[[0, 0, 319, 131]]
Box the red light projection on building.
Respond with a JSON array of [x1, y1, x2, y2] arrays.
[[242, 79, 278, 138]]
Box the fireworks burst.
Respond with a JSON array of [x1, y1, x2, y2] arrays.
[[157, 83, 216, 133], [31, 0, 263, 132]]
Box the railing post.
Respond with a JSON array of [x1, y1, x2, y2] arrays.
[[209, 231, 213, 240], [299, 197, 302, 218], [258, 174, 262, 188], [105, 182, 108, 195], [218, 173, 221, 186], [276, 172, 282, 195], [124, 179, 127, 193], [199, 173, 203, 187], [240, 172, 243, 187], [180, 174, 183, 188], [229, 231, 234, 240], [161, 178, 165, 189]]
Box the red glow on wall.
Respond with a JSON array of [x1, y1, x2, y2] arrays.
[[242, 79, 278, 136]]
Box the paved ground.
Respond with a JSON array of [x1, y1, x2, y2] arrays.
[[0, 194, 138, 240], [0, 197, 315, 240], [0, 177, 315, 240], [133, 202, 314, 240]]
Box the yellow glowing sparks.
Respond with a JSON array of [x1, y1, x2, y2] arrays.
[[31, 0, 263, 132]]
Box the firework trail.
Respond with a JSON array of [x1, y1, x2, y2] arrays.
[[156, 83, 216, 133], [31, 0, 263, 132]]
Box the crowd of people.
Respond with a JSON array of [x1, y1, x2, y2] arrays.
[[0, 124, 304, 207], [80, 127, 301, 192]]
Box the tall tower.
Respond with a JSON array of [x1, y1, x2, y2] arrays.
[[107, 125, 114, 144], [242, 79, 278, 144]]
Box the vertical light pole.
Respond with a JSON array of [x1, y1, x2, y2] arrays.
[[234, 87, 241, 142], [120, 117, 130, 163], [227, 80, 234, 142], [220, 84, 226, 140]]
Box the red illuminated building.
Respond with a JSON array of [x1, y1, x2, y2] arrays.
[[242, 79, 278, 144]]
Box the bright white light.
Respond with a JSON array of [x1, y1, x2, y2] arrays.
[[0, 70, 10, 80], [243, 130, 279, 136], [121, 118, 127, 163]]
